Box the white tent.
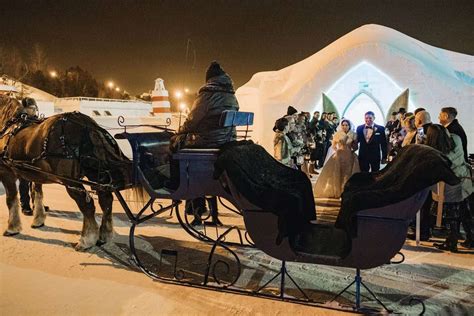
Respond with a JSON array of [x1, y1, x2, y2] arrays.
[[236, 24, 474, 153]]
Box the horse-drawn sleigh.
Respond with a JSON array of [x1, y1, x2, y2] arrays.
[[0, 95, 459, 313]]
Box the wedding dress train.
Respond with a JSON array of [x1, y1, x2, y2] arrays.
[[314, 131, 360, 198]]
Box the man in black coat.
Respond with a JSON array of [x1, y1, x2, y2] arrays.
[[172, 62, 239, 149], [18, 98, 39, 216], [356, 111, 388, 172], [439, 106, 472, 248], [439, 107, 468, 162], [171, 61, 239, 226]]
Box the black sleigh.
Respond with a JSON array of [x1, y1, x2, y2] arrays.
[[113, 111, 448, 313]]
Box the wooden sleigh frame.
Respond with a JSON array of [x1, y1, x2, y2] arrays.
[[112, 111, 427, 314]]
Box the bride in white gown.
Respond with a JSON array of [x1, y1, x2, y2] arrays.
[[314, 119, 360, 198]]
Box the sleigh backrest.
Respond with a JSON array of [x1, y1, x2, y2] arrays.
[[220, 110, 254, 140], [171, 111, 254, 198]]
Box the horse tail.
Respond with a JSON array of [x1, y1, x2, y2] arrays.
[[131, 182, 148, 207]]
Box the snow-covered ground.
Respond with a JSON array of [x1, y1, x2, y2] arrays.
[[1, 184, 473, 315]]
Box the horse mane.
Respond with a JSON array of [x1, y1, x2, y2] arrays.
[[0, 95, 23, 127]]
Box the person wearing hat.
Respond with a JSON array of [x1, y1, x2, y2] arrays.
[[21, 97, 39, 119], [18, 98, 39, 215], [171, 61, 239, 149], [398, 107, 407, 113], [385, 111, 399, 137], [286, 106, 298, 116], [170, 61, 239, 226]]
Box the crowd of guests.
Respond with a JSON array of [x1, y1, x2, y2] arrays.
[[273, 106, 341, 174], [273, 105, 473, 252]]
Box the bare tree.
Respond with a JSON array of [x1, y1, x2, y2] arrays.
[[30, 43, 48, 73], [2, 47, 26, 79], [0, 46, 6, 75]]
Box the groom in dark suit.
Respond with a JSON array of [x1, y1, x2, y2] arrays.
[[356, 111, 388, 172]]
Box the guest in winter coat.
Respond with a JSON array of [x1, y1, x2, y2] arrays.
[[401, 114, 417, 147], [439, 107, 468, 162], [426, 124, 473, 252], [273, 118, 293, 167], [415, 110, 432, 144], [385, 111, 399, 139]]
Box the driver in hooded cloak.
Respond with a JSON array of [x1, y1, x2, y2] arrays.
[[170, 61, 239, 225], [171, 61, 239, 149]]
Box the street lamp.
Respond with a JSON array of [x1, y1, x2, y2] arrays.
[[175, 90, 183, 99]]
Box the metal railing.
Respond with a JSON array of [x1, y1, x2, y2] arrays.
[[58, 96, 151, 104]]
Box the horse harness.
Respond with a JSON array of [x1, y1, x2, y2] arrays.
[[0, 114, 77, 162], [0, 112, 117, 187], [0, 113, 46, 161]]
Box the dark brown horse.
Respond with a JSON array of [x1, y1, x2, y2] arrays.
[[0, 95, 131, 250]]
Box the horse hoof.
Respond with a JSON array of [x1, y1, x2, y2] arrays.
[[3, 230, 20, 237], [99, 231, 114, 244], [31, 223, 45, 229], [74, 242, 94, 252]]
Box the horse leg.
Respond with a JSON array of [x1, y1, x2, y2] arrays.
[[65, 185, 99, 251], [2, 176, 22, 236], [97, 190, 114, 245], [31, 183, 46, 228]]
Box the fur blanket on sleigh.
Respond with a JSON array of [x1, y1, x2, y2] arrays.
[[335, 144, 460, 236], [214, 141, 316, 244], [214, 142, 460, 257]]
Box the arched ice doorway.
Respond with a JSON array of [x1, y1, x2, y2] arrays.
[[315, 61, 413, 127], [342, 91, 385, 127]]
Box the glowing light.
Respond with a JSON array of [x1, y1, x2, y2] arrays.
[[49, 70, 57, 78], [179, 102, 187, 111], [184, 88, 190, 93], [115, 87, 120, 92], [175, 90, 183, 99], [343, 94, 384, 127], [107, 81, 114, 88]]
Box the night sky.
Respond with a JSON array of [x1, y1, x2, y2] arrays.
[[1, 0, 473, 95]]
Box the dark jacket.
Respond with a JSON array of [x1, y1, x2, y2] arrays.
[[308, 118, 319, 135], [446, 119, 468, 162], [356, 124, 388, 161], [173, 74, 239, 149], [385, 119, 399, 135], [432, 135, 473, 203]]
